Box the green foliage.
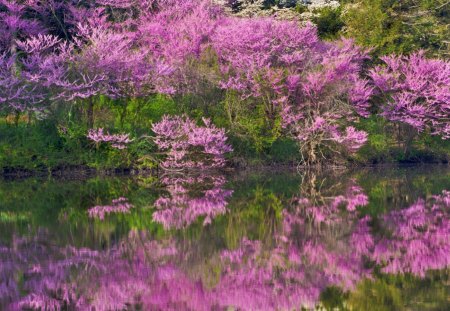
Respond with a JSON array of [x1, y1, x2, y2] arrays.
[[408, 134, 450, 163], [295, 3, 308, 14], [356, 116, 395, 163], [355, 116, 450, 164], [312, 6, 345, 40], [0, 94, 180, 172], [0, 119, 78, 171], [268, 138, 300, 163], [218, 90, 283, 159], [340, 0, 449, 57]]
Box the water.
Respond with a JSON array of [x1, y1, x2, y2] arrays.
[[0, 165, 449, 310]]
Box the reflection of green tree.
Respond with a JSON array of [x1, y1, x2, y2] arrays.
[[320, 286, 349, 311], [346, 272, 450, 311], [0, 176, 161, 246], [170, 183, 286, 290], [225, 186, 283, 249], [353, 166, 450, 217], [168, 172, 301, 254]]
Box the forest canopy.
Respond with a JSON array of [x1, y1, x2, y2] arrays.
[[0, 0, 449, 172]]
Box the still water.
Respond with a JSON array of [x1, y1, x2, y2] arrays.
[[0, 165, 449, 310]]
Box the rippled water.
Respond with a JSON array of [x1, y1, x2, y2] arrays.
[[1, 165, 449, 310]]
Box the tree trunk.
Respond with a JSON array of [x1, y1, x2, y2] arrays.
[[402, 124, 416, 159], [14, 111, 20, 127], [87, 98, 94, 128]]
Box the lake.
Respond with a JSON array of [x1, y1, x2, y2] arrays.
[[1, 165, 449, 310]]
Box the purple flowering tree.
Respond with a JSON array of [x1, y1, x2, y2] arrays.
[[211, 18, 373, 164], [152, 115, 232, 170], [370, 52, 450, 143], [87, 128, 133, 150], [0, 53, 47, 117]]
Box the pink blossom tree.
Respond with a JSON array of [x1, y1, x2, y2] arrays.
[[370, 52, 450, 141], [0, 1, 46, 116], [0, 53, 46, 116], [87, 128, 133, 150], [0, 0, 44, 54], [152, 115, 233, 170], [278, 38, 372, 164], [211, 17, 372, 164]]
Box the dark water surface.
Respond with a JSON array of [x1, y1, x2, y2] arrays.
[[1, 165, 449, 310]]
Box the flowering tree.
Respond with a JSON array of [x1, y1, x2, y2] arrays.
[[87, 128, 133, 149], [0, 1, 46, 115], [211, 17, 372, 163], [278, 38, 372, 164], [2, 1, 180, 122], [152, 115, 232, 169], [370, 52, 450, 140], [0, 53, 46, 116], [0, 0, 44, 54], [135, 0, 224, 96]]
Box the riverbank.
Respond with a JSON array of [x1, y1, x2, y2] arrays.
[[2, 121, 449, 178], [2, 161, 449, 180]]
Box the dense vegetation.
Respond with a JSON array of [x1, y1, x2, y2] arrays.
[[0, 0, 449, 174]]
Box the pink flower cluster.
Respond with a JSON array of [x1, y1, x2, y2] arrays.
[[88, 197, 134, 220], [87, 128, 132, 149], [152, 115, 232, 169], [370, 52, 450, 139], [331, 126, 369, 153]]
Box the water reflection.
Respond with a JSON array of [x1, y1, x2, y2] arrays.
[[88, 197, 134, 220], [153, 174, 234, 229], [373, 191, 450, 277], [0, 167, 449, 310]]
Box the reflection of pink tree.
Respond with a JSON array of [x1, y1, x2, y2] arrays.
[[88, 197, 134, 220], [215, 183, 373, 310], [215, 186, 450, 310], [2, 186, 449, 310], [291, 181, 369, 225], [152, 174, 233, 229], [373, 190, 450, 277], [0, 230, 214, 311], [0, 230, 100, 309]]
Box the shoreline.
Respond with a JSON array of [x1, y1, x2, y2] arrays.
[[2, 162, 449, 180]]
